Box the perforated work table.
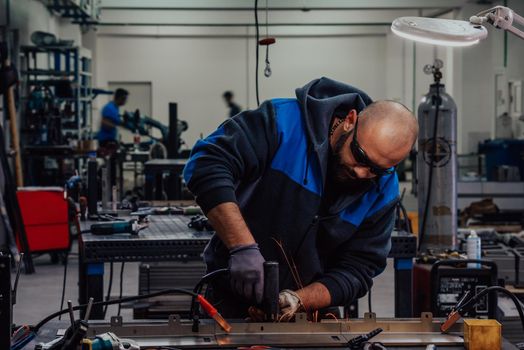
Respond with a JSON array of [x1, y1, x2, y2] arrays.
[[78, 215, 212, 319]]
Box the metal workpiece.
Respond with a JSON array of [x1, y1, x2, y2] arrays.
[[81, 313, 466, 348]]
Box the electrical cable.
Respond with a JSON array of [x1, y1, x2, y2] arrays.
[[368, 289, 372, 314], [265, 0, 268, 38], [58, 253, 69, 320], [117, 262, 125, 316], [399, 200, 412, 233], [254, 0, 260, 106], [32, 288, 199, 333], [458, 286, 524, 332], [189, 268, 229, 319], [418, 80, 441, 250], [103, 262, 114, 317]]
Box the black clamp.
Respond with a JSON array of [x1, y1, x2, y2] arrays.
[[188, 215, 213, 231], [347, 328, 383, 350]]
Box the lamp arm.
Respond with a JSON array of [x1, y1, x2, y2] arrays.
[[471, 6, 524, 40]]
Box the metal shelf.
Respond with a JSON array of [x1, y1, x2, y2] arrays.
[[20, 44, 93, 186], [20, 45, 77, 53], [22, 69, 75, 76]]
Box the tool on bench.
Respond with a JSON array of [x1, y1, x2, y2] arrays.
[[262, 261, 279, 321], [347, 328, 383, 350], [90, 219, 147, 235], [187, 215, 213, 231], [35, 298, 94, 350], [81, 332, 139, 350]]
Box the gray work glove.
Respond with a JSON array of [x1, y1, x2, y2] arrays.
[[279, 289, 304, 321], [228, 243, 265, 304]]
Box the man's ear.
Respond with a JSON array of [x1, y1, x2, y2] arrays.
[[343, 109, 357, 131]]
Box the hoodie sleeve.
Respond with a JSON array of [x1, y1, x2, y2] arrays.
[[316, 203, 396, 306], [183, 101, 279, 214]]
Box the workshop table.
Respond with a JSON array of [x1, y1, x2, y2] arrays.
[[79, 217, 416, 320], [144, 159, 187, 200], [25, 319, 521, 350], [79, 215, 212, 319]]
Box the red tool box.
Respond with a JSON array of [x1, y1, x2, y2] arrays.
[[16, 187, 70, 253]]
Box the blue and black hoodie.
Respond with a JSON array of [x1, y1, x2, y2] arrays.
[[183, 77, 399, 310]]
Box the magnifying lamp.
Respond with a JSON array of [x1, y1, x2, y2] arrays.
[[391, 6, 524, 47]]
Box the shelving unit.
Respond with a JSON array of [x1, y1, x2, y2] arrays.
[[19, 45, 93, 185], [20, 45, 92, 135]]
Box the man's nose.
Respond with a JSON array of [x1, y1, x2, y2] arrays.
[[354, 166, 375, 179]]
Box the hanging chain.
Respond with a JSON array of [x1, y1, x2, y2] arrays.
[[264, 0, 272, 77]]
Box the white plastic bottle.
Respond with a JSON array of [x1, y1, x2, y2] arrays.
[[467, 230, 481, 268]]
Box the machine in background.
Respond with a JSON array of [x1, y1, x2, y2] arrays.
[[121, 107, 188, 158]]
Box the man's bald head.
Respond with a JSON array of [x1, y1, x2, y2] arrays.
[[356, 100, 418, 167], [359, 100, 418, 148], [328, 99, 418, 182]]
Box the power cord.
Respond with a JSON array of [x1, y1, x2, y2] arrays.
[[395, 188, 412, 233], [33, 288, 199, 333], [367, 289, 372, 314], [458, 286, 524, 332], [189, 268, 229, 319], [117, 262, 125, 316], [58, 253, 69, 320], [418, 68, 442, 250], [103, 262, 114, 317], [442, 285, 524, 334]]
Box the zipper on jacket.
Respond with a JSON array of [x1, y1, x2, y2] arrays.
[[303, 144, 312, 185]]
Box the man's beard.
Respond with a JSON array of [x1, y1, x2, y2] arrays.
[[329, 131, 368, 191]]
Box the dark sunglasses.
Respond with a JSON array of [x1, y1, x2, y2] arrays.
[[349, 117, 395, 177]]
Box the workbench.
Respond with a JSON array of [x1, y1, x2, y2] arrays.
[[144, 159, 187, 200], [79, 211, 416, 320], [79, 214, 212, 319], [26, 315, 520, 349]]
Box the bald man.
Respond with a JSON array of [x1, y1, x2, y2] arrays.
[[183, 77, 418, 319]]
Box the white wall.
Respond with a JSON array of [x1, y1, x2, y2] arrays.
[[8, 1, 520, 155], [0, 0, 82, 46], [96, 31, 388, 149]]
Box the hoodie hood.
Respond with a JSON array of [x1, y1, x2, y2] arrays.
[[295, 77, 373, 186]]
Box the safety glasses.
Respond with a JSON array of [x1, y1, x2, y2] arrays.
[[350, 117, 395, 177]]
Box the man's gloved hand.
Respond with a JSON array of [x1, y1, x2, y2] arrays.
[[228, 243, 265, 303], [279, 289, 304, 321]]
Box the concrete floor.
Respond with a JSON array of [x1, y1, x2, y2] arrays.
[[11, 182, 416, 327]]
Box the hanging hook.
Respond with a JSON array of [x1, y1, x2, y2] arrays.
[[264, 46, 272, 77], [259, 37, 275, 78]]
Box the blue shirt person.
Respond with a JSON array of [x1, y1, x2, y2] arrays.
[[97, 88, 129, 144]]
